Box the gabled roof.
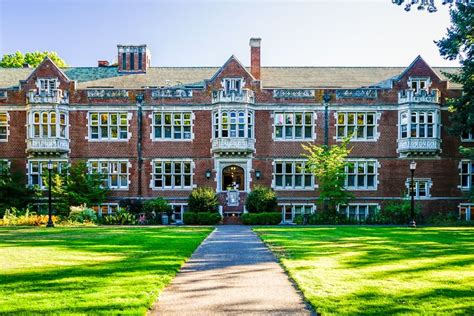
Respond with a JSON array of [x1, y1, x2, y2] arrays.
[[24, 56, 71, 83], [396, 55, 443, 82], [208, 55, 256, 83]]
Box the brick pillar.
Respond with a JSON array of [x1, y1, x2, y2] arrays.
[[250, 38, 261, 80]]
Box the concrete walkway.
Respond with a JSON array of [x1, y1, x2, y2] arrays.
[[149, 225, 311, 316]]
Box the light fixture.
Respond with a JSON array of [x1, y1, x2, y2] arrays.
[[255, 170, 261, 179], [392, 0, 471, 13], [205, 169, 211, 179], [47, 160, 53, 171], [409, 161, 417, 171]]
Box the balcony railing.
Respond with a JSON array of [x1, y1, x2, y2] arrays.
[[28, 89, 69, 104], [212, 89, 255, 104], [211, 138, 255, 154], [397, 138, 441, 156], [398, 89, 440, 104], [26, 138, 70, 154]]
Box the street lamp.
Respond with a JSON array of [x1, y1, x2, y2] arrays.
[[46, 160, 54, 228], [409, 160, 417, 228]]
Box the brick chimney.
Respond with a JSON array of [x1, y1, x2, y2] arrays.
[[250, 38, 261, 80], [117, 44, 151, 73]]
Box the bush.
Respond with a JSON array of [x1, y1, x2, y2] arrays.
[[119, 198, 143, 215], [294, 212, 349, 225], [142, 198, 171, 224], [68, 205, 98, 223], [103, 209, 136, 225], [188, 188, 219, 213], [241, 212, 281, 225], [183, 212, 221, 225], [245, 186, 278, 213], [378, 200, 422, 225], [0, 208, 59, 226]]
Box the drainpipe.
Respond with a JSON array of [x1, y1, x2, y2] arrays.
[[322, 92, 331, 213], [136, 94, 144, 200]]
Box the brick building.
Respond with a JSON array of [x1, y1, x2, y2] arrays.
[[0, 38, 472, 222]]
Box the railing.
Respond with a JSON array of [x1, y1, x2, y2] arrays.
[[211, 89, 255, 104], [398, 89, 440, 104], [398, 138, 441, 156], [28, 89, 69, 104], [26, 138, 70, 153], [211, 138, 255, 154]]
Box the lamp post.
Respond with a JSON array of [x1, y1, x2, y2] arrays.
[[409, 160, 417, 228], [46, 160, 54, 228]]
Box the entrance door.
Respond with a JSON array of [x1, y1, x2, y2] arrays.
[[222, 165, 245, 191]]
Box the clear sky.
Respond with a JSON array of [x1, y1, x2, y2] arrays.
[[0, 0, 458, 67]]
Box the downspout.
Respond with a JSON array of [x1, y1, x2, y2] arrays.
[[322, 92, 331, 213], [136, 94, 144, 200]]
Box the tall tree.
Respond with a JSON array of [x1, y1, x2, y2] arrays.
[[0, 162, 38, 216], [436, 4, 473, 154], [0, 51, 67, 68]]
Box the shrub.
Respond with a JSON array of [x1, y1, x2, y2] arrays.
[[379, 200, 422, 225], [68, 205, 98, 223], [183, 212, 221, 225], [119, 198, 143, 215], [142, 198, 171, 224], [241, 212, 281, 225], [245, 186, 277, 213], [0, 208, 59, 226], [294, 212, 348, 225], [188, 187, 219, 213], [103, 209, 136, 225]]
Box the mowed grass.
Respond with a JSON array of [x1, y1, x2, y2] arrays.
[[255, 226, 474, 315], [0, 226, 212, 315]]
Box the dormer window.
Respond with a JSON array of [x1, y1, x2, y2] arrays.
[[223, 78, 243, 95], [408, 77, 430, 93], [38, 79, 57, 95]]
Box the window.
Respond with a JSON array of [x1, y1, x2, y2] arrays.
[[460, 160, 474, 190], [409, 77, 429, 92], [31, 111, 68, 138], [0, 160, 9, 177], [153, 112, 192, 140], [151, 160, 193, 189], [223, 78, 242, 95], [122, 53, 126, 69], [89, 160, 129, 190], [28, 160, 68, 189], [171, 204, 188, 222], [461, 127, 474, 142], [280, 204, 314, 223], [400, 111, 438, 139], [130, 52, 135, 70], [38, 79, 57, 95], [274, 112, 314, 140], [336, 112, 377, 140], [405, 178, 432, 198], [0, 112, 8, 140], [345, 160, 378, 190], [138, 52, 143, 70], [214, 110, 253, 138], [89, 112, 129, 140], [274, 161, 313, 190], [339, 204, 378, 222], [459, 204, 472, 221], [92, 204, 120, 216]]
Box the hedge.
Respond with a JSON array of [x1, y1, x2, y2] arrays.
[[183, 212, 221, 225], [241, 212, 281, 225]]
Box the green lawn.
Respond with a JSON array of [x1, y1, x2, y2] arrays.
[[0, 226, 212, 315], [255, 226, 474, 315]]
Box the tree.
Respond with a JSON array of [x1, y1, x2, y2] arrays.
[[0, 162, 38, 217], [0, 51, 67, 68], [188, 187, 219, 213], [303, 138, 354, 216], [436, 4, 473, 158], [49, 161, 108, 216], [245, 186, 278, 213]]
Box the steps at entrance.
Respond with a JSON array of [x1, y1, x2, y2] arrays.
[[223, 215, 243, 225]]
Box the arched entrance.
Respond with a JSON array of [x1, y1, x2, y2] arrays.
[[222, 165, 245, 191]]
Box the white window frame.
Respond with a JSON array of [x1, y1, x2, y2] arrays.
[[0, 112, 9, 141], [150, 159, 194, 190], [345, 159, 379, 191], [335, 111, 378, 141], [407, 77, 431, 93], [151, 111, 193, 141], [280, 203, 315, 223], [37, 78, 58, 95], [93, 203, 120, 217], [170, 203, 188, 223], [405, 178, 432, 199], [273, 160, 315, 191], [222, 78, 243, 95], [458, 204, 473, 221], [88, 112, 130, 141], [338, 203, 379, 221], [461, 127, 474, 142], [30, 110, 68, 139], [88, 159, 130, 190], [459, 160, 473, 190], [28, 159, 68, 189], [273, 111, 315, 141], [213, 110, 254, 139], [0, 159, 10, 176]]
